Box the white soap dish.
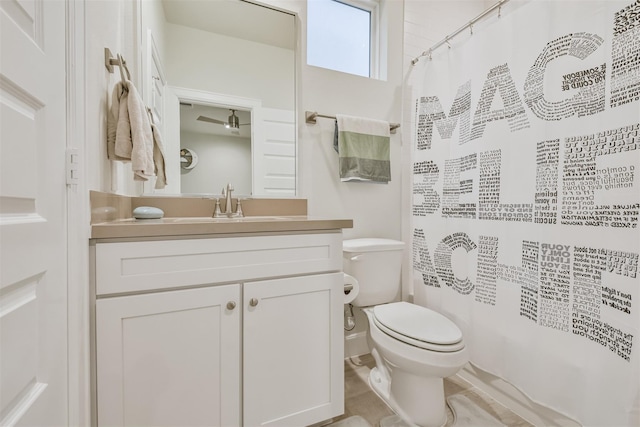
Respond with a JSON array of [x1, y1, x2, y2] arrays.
[[133, 206, 164, 220]]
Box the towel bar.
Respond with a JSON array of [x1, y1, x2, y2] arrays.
[[305, 111, 400, 134]]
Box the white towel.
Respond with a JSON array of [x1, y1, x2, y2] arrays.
[[106, 81, 155, 181], [107, 82, 129, 159]]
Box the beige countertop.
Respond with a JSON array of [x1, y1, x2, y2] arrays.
[[91, 215, 354, 240]]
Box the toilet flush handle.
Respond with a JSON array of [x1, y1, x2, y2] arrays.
[[349, 255, 363, 262]]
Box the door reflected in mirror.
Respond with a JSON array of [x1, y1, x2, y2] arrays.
[[140, 0, 297, 197]]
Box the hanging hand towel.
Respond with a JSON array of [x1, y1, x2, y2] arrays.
[[107, 82, 130, 160], [151, 122, 167, 189], [336, 114, 391, 182], [106, 81, 155, 181]]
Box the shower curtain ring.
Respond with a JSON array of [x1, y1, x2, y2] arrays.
[[446, 37, 451, 48], [498, 5, 502, 18], [469, 24, 473, 35], [428, 49, 432, 60]]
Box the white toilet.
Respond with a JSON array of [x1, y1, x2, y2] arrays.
[[343, 238, 469, 427]]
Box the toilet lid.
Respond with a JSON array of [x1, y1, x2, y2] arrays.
[[372, 302, 465, 352]]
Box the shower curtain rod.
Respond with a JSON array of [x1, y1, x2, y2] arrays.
[[411, 0, 510, 65]]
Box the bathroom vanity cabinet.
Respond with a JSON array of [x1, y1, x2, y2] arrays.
[[91, 232, 344, 427]]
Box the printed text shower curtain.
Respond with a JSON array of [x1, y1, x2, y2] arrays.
[[411, 1, 639, 425]]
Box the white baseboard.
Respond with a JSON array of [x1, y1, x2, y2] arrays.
[[457, 364, 581, 427], [344, 331, 369, 358]]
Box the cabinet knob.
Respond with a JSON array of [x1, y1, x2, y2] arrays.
[[226, 301, 237, 310], [249, 298, 259, 307]]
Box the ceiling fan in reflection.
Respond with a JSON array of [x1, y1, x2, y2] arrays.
[[197, 109, 250, 130]]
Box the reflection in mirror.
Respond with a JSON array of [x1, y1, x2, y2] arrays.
[[179, 103, 252, 195], [140, 0, 297, 197]]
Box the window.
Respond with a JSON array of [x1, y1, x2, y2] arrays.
[[307, 0, 379, 78]]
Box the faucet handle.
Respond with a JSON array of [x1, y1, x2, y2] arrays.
[[213, 198, 222, 217], [236, 199, 244, 217]]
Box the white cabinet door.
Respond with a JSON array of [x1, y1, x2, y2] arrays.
[[96, 285, 241, 427], [243, 273, 344, 426]]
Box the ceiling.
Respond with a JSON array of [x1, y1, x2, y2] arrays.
[[180, 103, 251, 139], [161, 0, 295, 50]]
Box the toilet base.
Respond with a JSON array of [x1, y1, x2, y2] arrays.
[[369, 366, 391, 400], [368, 367, 447, 427]]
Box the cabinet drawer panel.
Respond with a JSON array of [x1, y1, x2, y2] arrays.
[[95, 233, 342, 295]]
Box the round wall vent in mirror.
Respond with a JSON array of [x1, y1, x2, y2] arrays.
[[180, 148, 198, 170]]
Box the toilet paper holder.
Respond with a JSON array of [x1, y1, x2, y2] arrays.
[[343, 273, 359, 305]]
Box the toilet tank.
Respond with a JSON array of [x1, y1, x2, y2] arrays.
[[343, 238, 405, 307]]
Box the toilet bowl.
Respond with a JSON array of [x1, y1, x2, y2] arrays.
[[364, 303, 468, 427], [343, 239, 468, 427]]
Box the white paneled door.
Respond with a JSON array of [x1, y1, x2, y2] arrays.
[[253, 107, 296, 196], [0, 0, 68, 425]]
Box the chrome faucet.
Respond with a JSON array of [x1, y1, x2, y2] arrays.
[[223, 183, 234, 215], [214, 183, 243, 218]]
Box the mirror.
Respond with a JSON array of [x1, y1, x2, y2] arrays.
[[180, 104, 252, 195], [140, 0, 297, 197]]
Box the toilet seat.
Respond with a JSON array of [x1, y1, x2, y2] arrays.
[[372, 302, 465, 352]]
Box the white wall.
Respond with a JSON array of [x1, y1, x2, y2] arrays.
[[164, 23, 295, 110], [86, 0, 142, 196], [180, 131, 252, 195], [293, 0, 405, 241]]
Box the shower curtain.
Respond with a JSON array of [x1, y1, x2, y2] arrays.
[[410, 1, 639, 425]]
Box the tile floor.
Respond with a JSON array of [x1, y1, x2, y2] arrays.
[[331, 354, 534, 427]]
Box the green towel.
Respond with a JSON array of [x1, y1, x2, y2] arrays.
[[337, 114, 391, 182]]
